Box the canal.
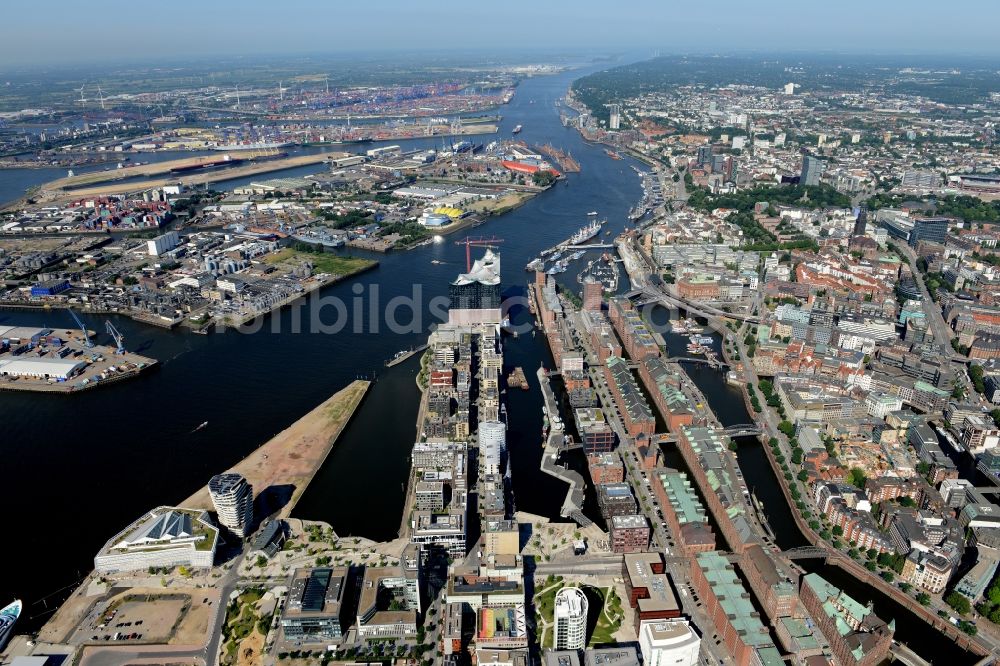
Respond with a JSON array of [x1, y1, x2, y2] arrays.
[[648, 304, 978, 663]]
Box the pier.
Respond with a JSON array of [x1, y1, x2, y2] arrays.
[[536, 366, 590, 526], [180, 380, 370, 518], [385, 343, 428, 368]]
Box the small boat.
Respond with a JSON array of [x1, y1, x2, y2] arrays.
[[587, 211, 598, 216], [191, 421, 208, 433], [0, 600, 22, 651]]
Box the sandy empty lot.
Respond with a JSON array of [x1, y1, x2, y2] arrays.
[[181, 380, 370, 517]]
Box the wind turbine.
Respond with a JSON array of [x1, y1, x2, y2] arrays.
[[76, 84, 87, 105], [235, 84, 241, 107], [97, 85, 105, 110]]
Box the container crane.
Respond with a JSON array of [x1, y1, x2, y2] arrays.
[[455, 236, 504, 272], [68, 309, 93, 348], [105, 321, 125, 354]]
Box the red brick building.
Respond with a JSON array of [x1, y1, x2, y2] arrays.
[[622, 552, 680, 631], [610, 514, 650, 553]]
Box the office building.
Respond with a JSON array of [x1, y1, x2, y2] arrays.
[[208, 472, 254, 537], [623, 553, 681, 631], [356, 564, 420, 639], [479, 420, 506, 475], [94, 507, 218, 573], [853, 207, 868, 237], [611, 514, 650, 553], [477, 605, 528, 650], [638, 619, 701, 666], [281, 567, 347, 642], [908, 217, 949, 248], [598, 483, 639, 519], [583, 276, 603, 312], [800, 154, 825, 186], [799, 573, 893, 666], [575, 408, 616, 453], [584, 648, 641, 666], [553, 587, 588, 650], [609, 104, 622, 130]]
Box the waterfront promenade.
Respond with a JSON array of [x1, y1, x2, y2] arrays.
[[536, 366, 589, 525]]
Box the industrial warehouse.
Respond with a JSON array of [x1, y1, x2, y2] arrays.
[[0, 323, 157, 393]]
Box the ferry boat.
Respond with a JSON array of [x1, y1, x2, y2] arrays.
[[568, 219, 603, 245], [0, 600, 21, 651]]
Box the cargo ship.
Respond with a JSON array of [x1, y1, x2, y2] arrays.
[[211, 141, 293, 151], [511, 124, 522, 134], [0, 599, 21, 651], [169, 156, 246, 174]]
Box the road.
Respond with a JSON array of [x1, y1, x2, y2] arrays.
[[893, 243, 967, 364], [561, 302, 735, 665]]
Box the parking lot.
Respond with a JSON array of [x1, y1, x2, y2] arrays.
[[75, 590, 207, 646]]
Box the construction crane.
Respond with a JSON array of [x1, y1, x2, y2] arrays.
[[68, 309, 94, 348], [105, 321, 125, 354], [455, 236, 504, 272]]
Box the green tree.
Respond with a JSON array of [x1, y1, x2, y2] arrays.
[[916, 592, 931, 606], [847, 468, 867, 489], [946, 591, 972, 616]]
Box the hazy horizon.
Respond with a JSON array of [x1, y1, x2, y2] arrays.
[[3, 0, 1000, 67]]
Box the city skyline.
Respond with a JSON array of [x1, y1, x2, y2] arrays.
[[3, 8, 1000, 663], [3, 0, 1000, 66]]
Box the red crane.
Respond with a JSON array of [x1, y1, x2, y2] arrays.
[[455, 236, 504, 272]]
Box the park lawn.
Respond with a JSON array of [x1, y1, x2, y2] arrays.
[[264, 248, 375, 276]]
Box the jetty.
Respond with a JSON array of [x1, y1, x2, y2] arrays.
[[537, 366, 590, 526], [181, 380, 370, 518]]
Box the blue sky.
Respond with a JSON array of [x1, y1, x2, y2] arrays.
[[3, 0, 1000, 65]]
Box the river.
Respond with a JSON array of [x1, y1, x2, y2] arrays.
[[0, 61, 643, 631], [0, 62, 975, 663]]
